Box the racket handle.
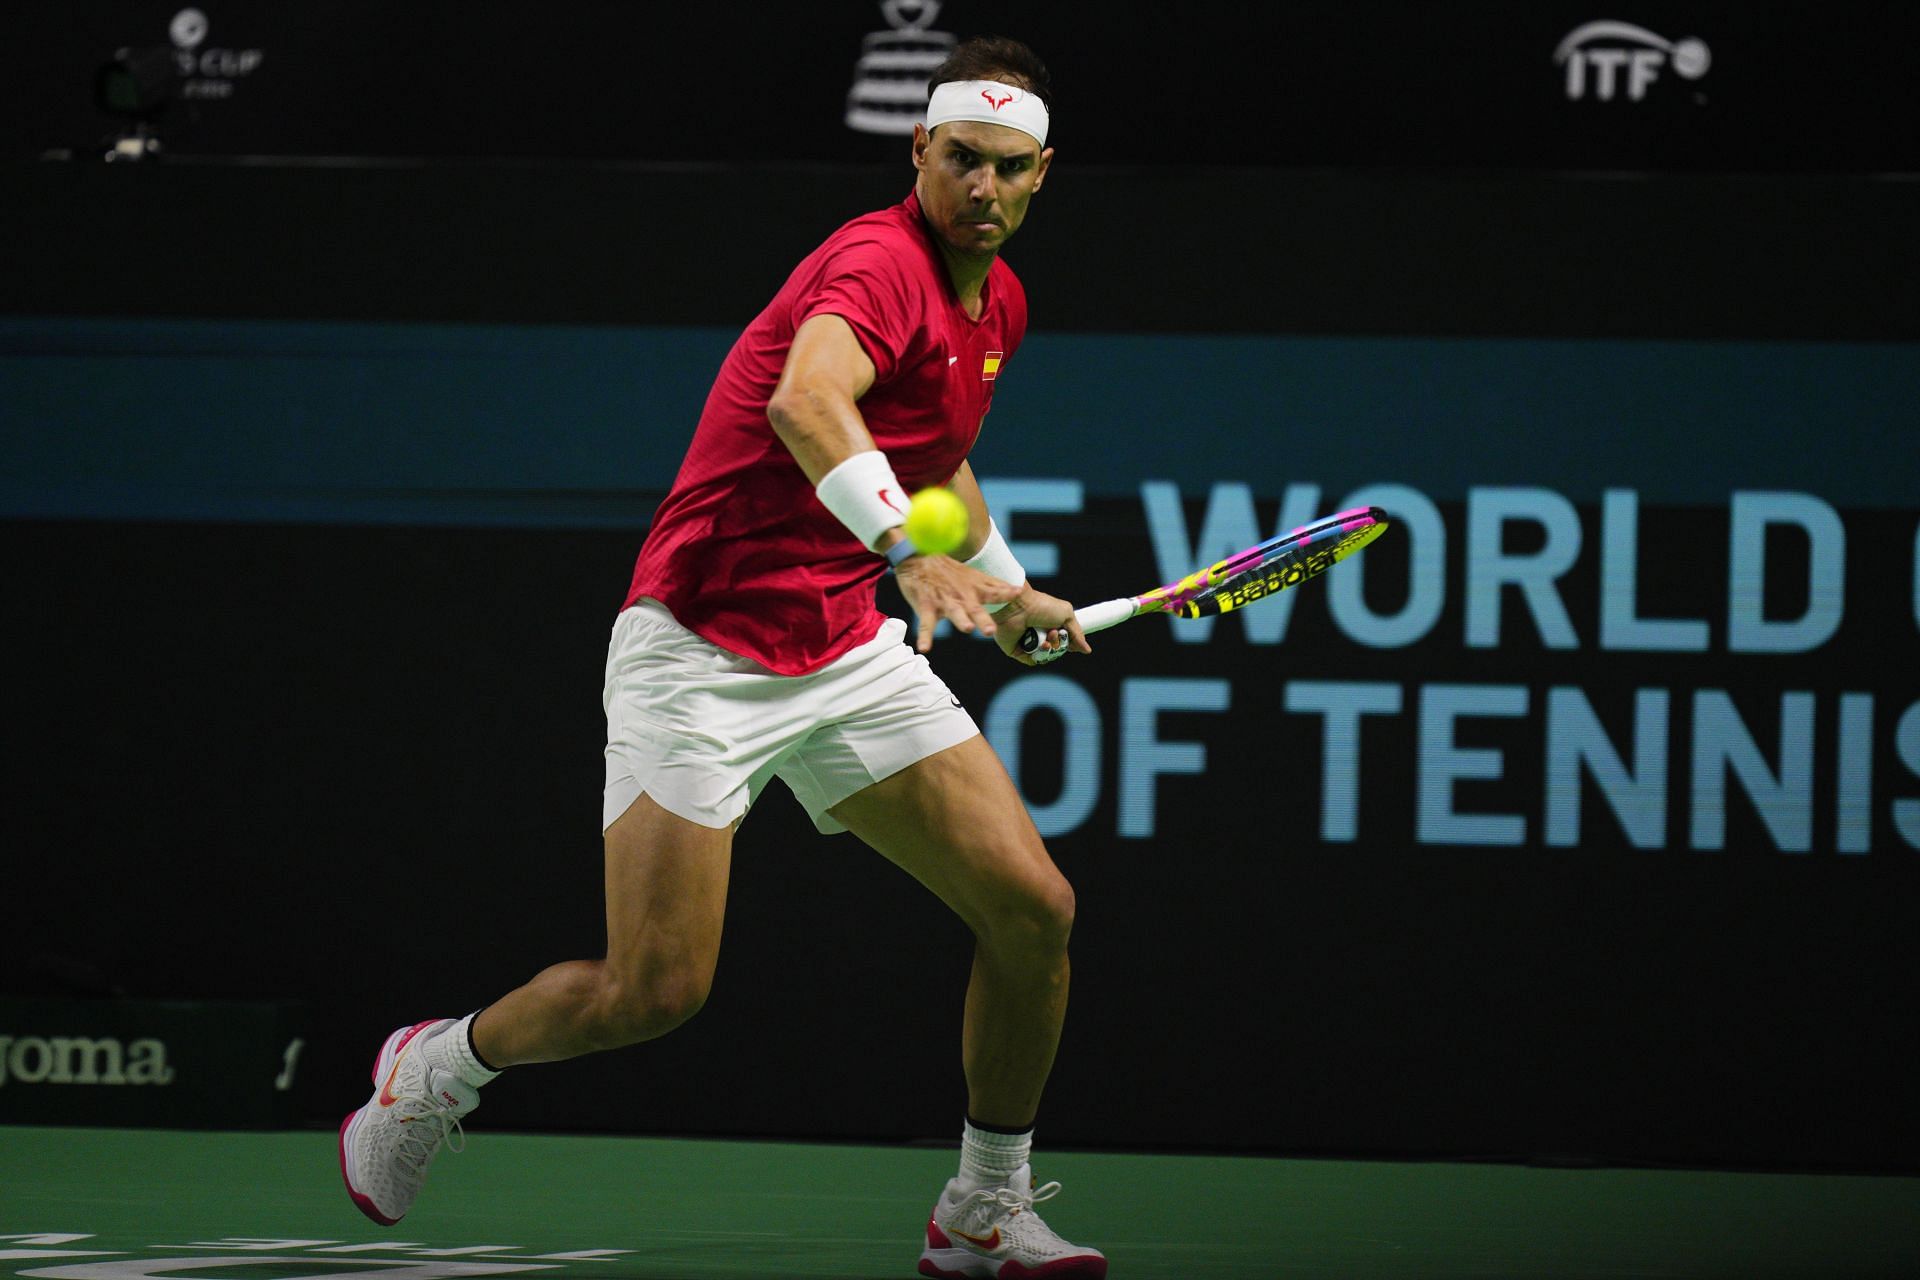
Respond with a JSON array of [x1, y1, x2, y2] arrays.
[[1018, 597, 1136, 664]]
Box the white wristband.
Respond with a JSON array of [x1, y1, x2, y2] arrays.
[[814, 451, 908, 550], [964, 519, 1026, 613]]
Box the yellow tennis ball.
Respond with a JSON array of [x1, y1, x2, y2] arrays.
[[904, 486, 969, 557]]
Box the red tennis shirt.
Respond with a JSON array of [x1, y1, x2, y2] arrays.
[[624, 189, 1027, 675]]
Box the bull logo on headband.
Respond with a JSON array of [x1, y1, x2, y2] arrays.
[[981, 89, 1014, 110]]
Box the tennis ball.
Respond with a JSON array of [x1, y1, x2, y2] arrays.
[[904, 486, 969, 557]]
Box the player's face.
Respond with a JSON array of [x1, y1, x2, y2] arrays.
[[913, 121, 1052, 259]]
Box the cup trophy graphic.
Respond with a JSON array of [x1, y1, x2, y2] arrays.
[[845, 0, 956, 135]]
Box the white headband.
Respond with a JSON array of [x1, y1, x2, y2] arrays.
[[925, 79, 1050, 148]]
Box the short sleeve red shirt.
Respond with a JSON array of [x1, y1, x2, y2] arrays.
[[624, 189, 1027, 675]]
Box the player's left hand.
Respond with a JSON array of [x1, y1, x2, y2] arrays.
[[894, 553, 1022, 652], [994, 586, 1092, 666]]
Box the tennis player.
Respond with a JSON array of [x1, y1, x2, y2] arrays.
[[340, 36, 1106, 1280]]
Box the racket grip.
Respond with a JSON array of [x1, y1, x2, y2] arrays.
[[1018, 597, 1135, 664]]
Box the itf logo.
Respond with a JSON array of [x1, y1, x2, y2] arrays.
[[1554, 21, 1710, 101]]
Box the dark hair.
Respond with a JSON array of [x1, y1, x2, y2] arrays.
[[928, 36, 1053, 111]]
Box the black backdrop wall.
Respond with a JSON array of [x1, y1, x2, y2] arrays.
[[4, 3, 1918, 1174], [12, 1, 1920, 171]]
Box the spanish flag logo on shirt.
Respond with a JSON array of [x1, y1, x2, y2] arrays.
[[982, 351, 1003, 381]]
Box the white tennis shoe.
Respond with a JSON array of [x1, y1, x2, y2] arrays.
[[919, 1164, 1108, 1278], [338, 1018, 478, 1225]]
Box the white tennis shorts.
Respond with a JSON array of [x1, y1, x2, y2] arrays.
[[602, 599, 979, 834]]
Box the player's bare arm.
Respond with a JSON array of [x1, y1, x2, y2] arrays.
[[765, 313, 880, 482], [769, 315, 1018, 650]]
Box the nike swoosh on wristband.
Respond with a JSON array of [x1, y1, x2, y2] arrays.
[[879, 488, 904, 513]]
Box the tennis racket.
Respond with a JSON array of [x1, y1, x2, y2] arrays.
[[1019, 505, 1390, 663]]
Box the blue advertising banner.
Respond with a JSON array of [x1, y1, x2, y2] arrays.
[[5, 314, 1915, 1163], [8, 315, 1917, 860], [5, 317, 1917, 520]]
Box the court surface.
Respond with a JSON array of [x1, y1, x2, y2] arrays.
[[4, 1127, 1917, 1279]]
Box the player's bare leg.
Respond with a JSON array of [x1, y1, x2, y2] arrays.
[[832, 734, 1072, 1128], [832, 733, 1106, 1277], [341, 792, 733, 1225], [472, 792, 735, 1064]]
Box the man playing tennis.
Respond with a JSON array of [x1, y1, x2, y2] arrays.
[[339, 36, 1106, 1280]]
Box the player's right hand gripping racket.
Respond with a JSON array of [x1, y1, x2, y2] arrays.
[[1019, 505, 1391, 663]]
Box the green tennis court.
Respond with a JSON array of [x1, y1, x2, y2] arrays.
[[4, 1127, 1916, 1278]]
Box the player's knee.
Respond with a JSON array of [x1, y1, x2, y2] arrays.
[[1038, 876, 1077, 949], [597, 966, 711, 1046], [987, 873, 1076, 956], [645, 971, 712, 1033]]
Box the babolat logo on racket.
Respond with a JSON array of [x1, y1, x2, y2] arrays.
[[1019, 506, 1391, 662], [1201, 558, 1309, 616], [1181, 525, 1376, 617]]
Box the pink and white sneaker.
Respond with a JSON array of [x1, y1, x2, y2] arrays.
[[338, 1019, 478, 1225], [919, 1164, 1108, 1278]]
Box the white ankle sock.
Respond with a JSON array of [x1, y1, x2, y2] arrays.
[[423, 1012, 501, 1089], [958, 1119, 1031, 1189]]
